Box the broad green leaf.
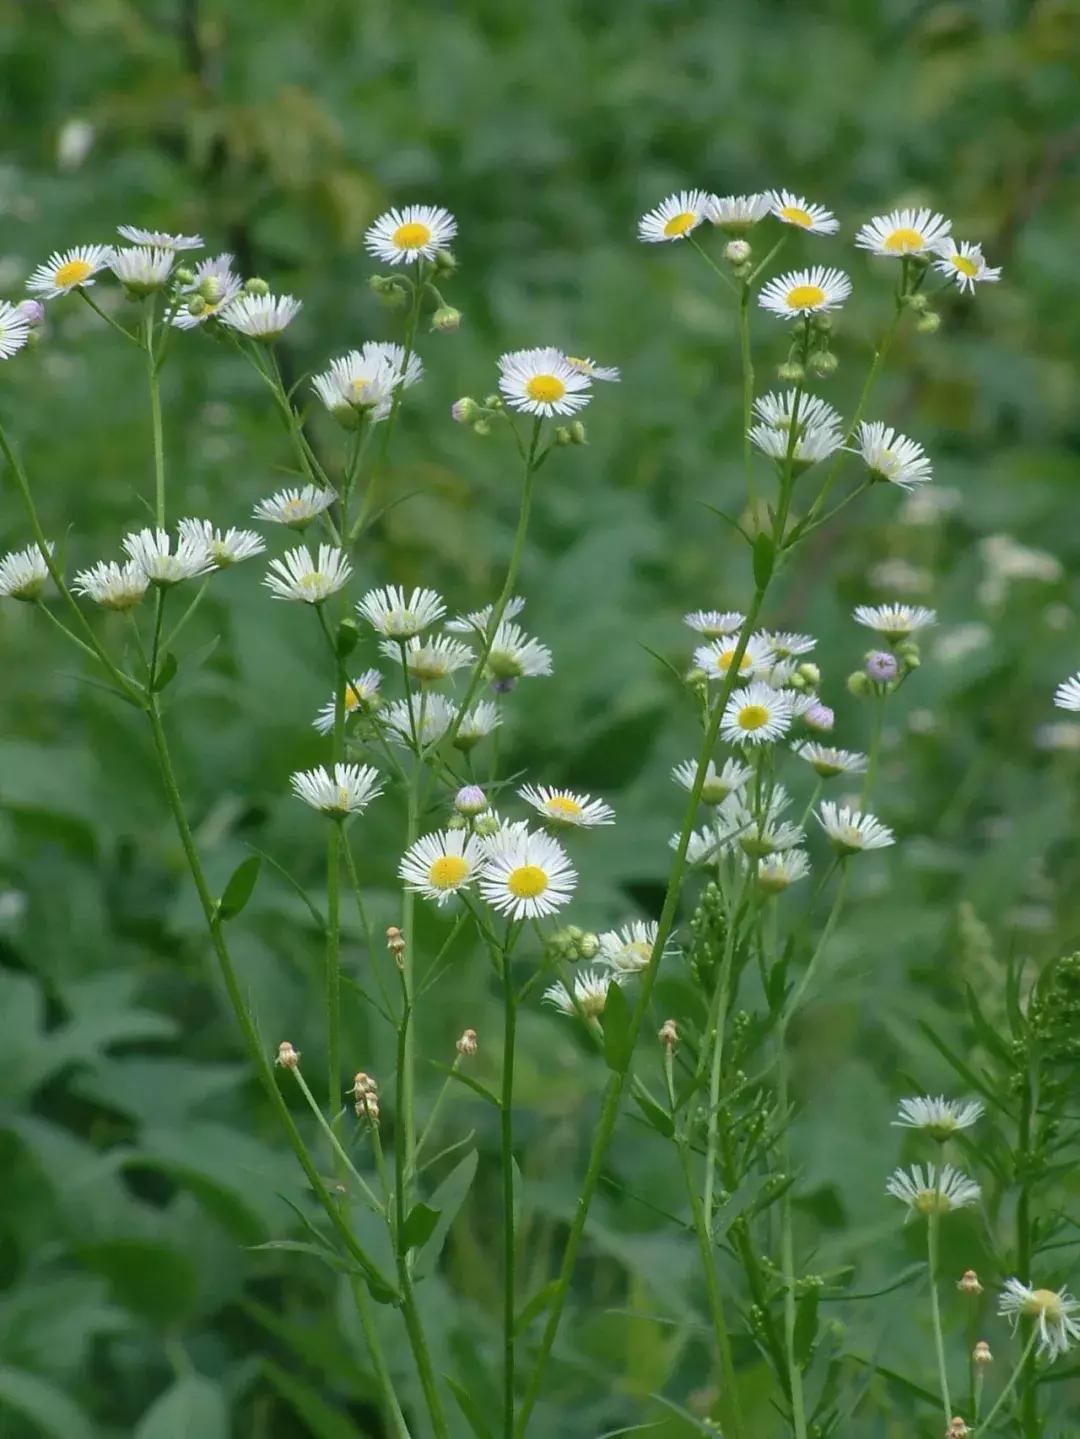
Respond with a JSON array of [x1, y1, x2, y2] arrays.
[[601, 979, 633, 1071], [0, 1366, 95, 1439], [413, 1149, 478, 1281], [400, 1201, 440, 1253]]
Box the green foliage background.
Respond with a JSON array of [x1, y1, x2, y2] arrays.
[[1, 1, 1079, 1434]]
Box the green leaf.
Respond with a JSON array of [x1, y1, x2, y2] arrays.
[[248, 1239, 364, 1275], [401, 1201, 440, 1253], [752, 531, 775, 590], [602, 979, 633, 1071], [151, 651, 178, 692], [430, 1061, 500, 1107], [447, 1376, 496, 1439], [793, 1286, 820, 1368], [134, 1375, 228, 1439], [413, 1149, 478, 1281], [630, 1085, 674, 1139], [217, 855, 261, 920], [0, 1367, 95, 1439], [514, 1279, 560, 1334], [965, 983, 1014, 1065]]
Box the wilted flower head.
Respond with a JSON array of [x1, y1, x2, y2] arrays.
[[886, 1163, 981, 1218], [290, 763, 383, 817], [998, 1280, 1080, 1362], [72, 559, 148, 611], [543, 968, 617, 1019], [0, 541, 53, 601]]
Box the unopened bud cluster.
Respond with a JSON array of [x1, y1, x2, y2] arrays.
[[350, 1071, 379, 1124], [546, 925, 599, 962]]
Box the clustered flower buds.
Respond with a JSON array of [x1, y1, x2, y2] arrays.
[[274, 1040, 301, 1070], [456, 1028, 478, 1056], [350, 1071, 379, 1124]]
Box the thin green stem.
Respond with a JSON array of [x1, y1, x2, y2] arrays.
[[349, 1277, 412, 1439], [341, 837, 397, 1021], [145, 299, 166, 527], [78, 287, 140, 344], [411, 1057, 460, 1172], [399, 775, 421, 1198], [326, 820, 343, 1111], [702, 864, 746, 1235], [777, 1042, 808, 1439], [1016, 1064, 1038, 1438], [861, 693, 886, 808], [781, 867, 848, 1026], [738, 283, 757, 515], [978, 1328, 1038, 1435], [289, 1065, 384, 1215], [501, 948, 518, 1439], [928, 1209, 952, 1425]]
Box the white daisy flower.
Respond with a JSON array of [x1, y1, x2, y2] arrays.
[[768, 190, 839, 235], [117, 225, 203, 251], [637, 189, 712, 243], [453, 701, 503, 750], [1054, 674, 1080, 711], [364, 204, 457, 266], [706, 192, 772, 234], [855, 208, 951, 259], [565, 355, 620, 382], [108, 246, 174, 295], [486, 622, 552, 680], [312, 342, 423, 425], [755, 850, 812, 894], [170, 253, 243, 328], [543, 968, 616, 1019], [932, 240, 1001, 294], [817, 800, 894, 854], [596, 920, 673, 974], [313, 669, 383, 734], [0, 542, 52, 601], [445, 596, 527, 635], [362, 341, 424, 389], [998, 1281, 1080, 1363], [784, 688, 822, 718], [852, 421, 932, 490], [498, 347, 591, 418], [263, 544, 352, 603], [122, 527, 214, 587], [684, 609, 745, 638], [763, 631, 817, 659], [753, 390, 843, 435], [886, 1163, 981, 1218], [398, 829, 486, 905], [854, 603, 937, 641], [380, 634, 474, 681], [718, 789, 803, 858], [749, 418, 842, 468], [290, 762, 383, 817], [27, 244, 113, 299], [894, 1096, 984, 1139], [219, 293, 301, 341], [177, 518, 265, 567], [518, 784, 615, 828], [0, 301, 32, 360], [759, 266, 852, 320], [721, 682, 794, 746], [478, 829, 577, 920], [71, 559, 148, 611], [792, 741, 868, 778], [671, 757, 753, 804], [696, 634, 775, 683], [356, 584, 445, 639], [252, 484, 336, 530], [384, 694, 458, 749]]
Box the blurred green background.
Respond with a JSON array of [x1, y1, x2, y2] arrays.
[[1, 0, 1079, 1434]]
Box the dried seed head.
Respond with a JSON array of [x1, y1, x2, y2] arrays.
[[275, 1040, 301, 1069], [350, 1071, 380, 1123], [957, 1269, 983, 1296], [386, 926, 406, 965], [659, 1019, 679, 1050], [946, 1419, 970, 1439], [973, 1340, 992, 1366], [456, 1028, 478, 1056]]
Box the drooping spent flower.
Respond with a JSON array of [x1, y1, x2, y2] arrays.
[[885, 1163, 981, 1218], [755, 850, 812, 894], [0, 541, 52, 601], [998, 1280, 1080, 1362], [543, 968, 617, 1018], [290, 762, 383, 817], [72, 559, 148, 611]]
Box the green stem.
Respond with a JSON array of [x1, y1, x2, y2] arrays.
[[411, 1057, 461, 1173], [781, 870, 848, 1026], [399, 776, 421, 1196], [289, 1065, 384, 1215], [738, 282, 756, 515], [927, 1209, 952, 1424], [326, 821, 343, 1111], [1016, 1065, 1038, 1438], [349, 1276, 412, 1439], [777, 1041, 808, 1439], [501, 948, 518, 1439], [978, 1328, 1039, 1435], [702, 865, 746, 1235], [78, 287, 140, 345], [860, 694, 886, 808], [341, 837, 397, 1021], [145, 299, 166, 527]]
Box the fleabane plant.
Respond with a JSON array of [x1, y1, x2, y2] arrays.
[[2, 185, 1067, 1439]]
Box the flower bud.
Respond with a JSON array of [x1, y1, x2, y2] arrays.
[[897, 642, 921, 669], [579, 931, 599, 960], [866, 650, 899, 683], [957, 1269, 983, 1296], [451, 397, 479, 424], [973, 1340, 992, 1366], [275, 1040, 301, 1069], [431, 305, 462, 332], [454, 784, 488, 816], [846, 671, 870, 697], [244, 276, 270, 297], [659, 1018, 679, 1050], [386, 926, 406, 966], [173, 266, 195, 287], [16, 300, 45, 328], [474, 813, 501, 838], [723, 239, 752, 266], [569, 420, 587, 445], [808, 350, 838, 379], [186, 294, 208, 317], [472, 418, 492, 437], [198, 275, 223, 303], [433, 248, 458, 275], [916, 310, 941, 334], [904, 292, 930, 313], [803, 701, 834, 731], [798, 662, 821, 687], [554, 426, 573, 447], [483, 394, 503, 410], [446, 813, 467, 830], [777, 360, 805, 383], [456, 1028, 478, 1056]]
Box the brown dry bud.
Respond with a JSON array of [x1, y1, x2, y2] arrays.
[[957, 1269, 983, 1296], [349, 1071, 380, 1123], [386, 926, 406, 966], [946, 1420, 970, 1439], [973, 1340, 992, 1366], [456, 1028, 478, 1056], [659, 1019, 679, 1050], [275, 1040, 301, 1069]]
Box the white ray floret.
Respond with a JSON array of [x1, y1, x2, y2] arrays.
[[1054, 674, 1080, 712], [170, 253, 243, 328], [519, 784, 615, 829], [886, 1163, 981, 1218], [695, 633, 775, 683], [684, 609, 745, 638], [446, 596, 526, 634], [0, 301, 32, 359], [253, 484, 336, 529], [768, 190, 839, 234], [755, 850, 812, 893], [855, 208, 951, 258], [853, 421, 932, 490], [498, 347, 591, 417], [672, 757, 753, 804], [454, 701, 503, 748], [718, 786, 803, 857], [565, 355, 620, 382], [486, 622, 552, 680], [894, 1095, 984, 1138], [721, 682, 795, 746], [72, 559, 148, 611], [383, 694, 458, 749], [122, 528, 214, 586], [398, 829, 487, 905], [263, 545, 352, 603], [753, 390, 843, 434], [750, 418, 842, 468], [596, 920, 674, 974], [792, 741, 868, 778], [290, 763, 383, 817], [543, 968, 617, 1019], [479, 829, 577, 920], [27, 244, 113, 299], [313, 669, 383, 734], [117, 225, 203, 251], [998, 1280, 1080, 1363], [817, 800, 894, 854], [676, 828, 721, 866], [108, 246, 174, 294], [177, 518, 265, 567], [312, 342, 423, 424], [763, 631, 817, 659], [932, 239, 1001, 294], [707, 192, 772, 234], [0, 542, 52, 600], [638, 189, 712, 243], [364, 204, 457, 265], [380, 634, 474, 681], [357, 584, 445, 638], [219, 293, 301, 340], [759, 266, 852, 320], [854, 603, 937, 640]]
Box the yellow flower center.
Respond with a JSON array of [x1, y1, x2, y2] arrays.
[[544, 795, 583, 819], [507, 864, 548, 899], [786, 284, 826, 310], [737, 704, 769, 731], [392, 221, 432, 251], [350, 377, 371, 400], [54, 258, 93, 288], [717, 647, 751, 673], [951, 253, 978, 277], [344, 685, 363, 712], [662, 210, 697, 237], [299, 571, 326, 594], [525, 374, 566, 404], [1025, 1289, 1064, 1319], [883, 227, 925, 253], [428, 855, 469, 889], [913, 1188, 952, 1216], [778, 205, 814, 228], [335, 786, 351, 809], [282, 499, 307, 519], [627, 941, 651, 965]]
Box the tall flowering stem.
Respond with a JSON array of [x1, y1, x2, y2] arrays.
[[927, 1206, 952, 1425], [144, 298, 167, 527]]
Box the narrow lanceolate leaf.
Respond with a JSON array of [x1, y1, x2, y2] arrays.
[[217, 855, 261, 920], [601, 978, 633, 1071], [753, 530, 775, 590], [400, 1201, 440, 1253]]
